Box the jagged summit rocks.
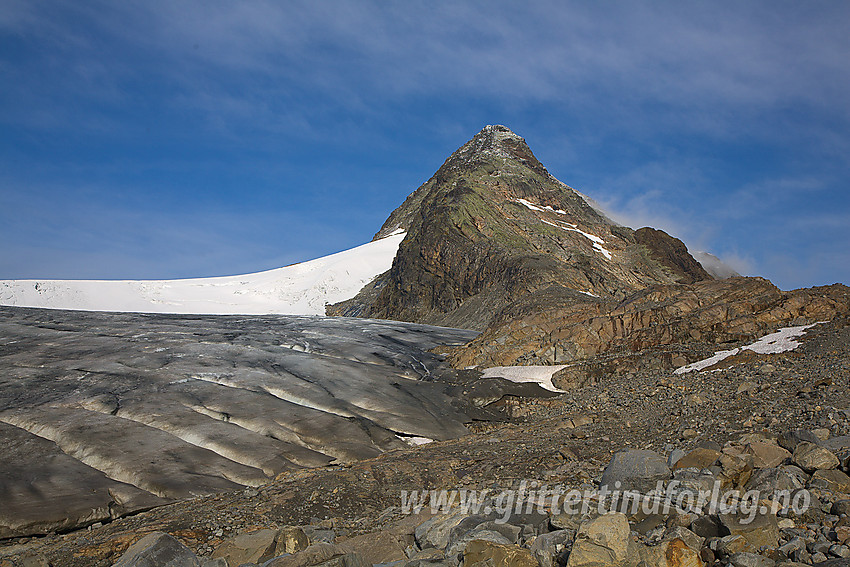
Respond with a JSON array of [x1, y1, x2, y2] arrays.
[[329, 125, 708, 330], [430, 124, 553, 182]]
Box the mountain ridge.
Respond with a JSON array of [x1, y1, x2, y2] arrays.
[[330, 124, 848, 379], [330, 125, 714, 330]]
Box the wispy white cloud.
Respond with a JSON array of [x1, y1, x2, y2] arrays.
[[5, 2, 849, 144]]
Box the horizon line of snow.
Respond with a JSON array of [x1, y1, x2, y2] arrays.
[[0, 231, 406, 316]]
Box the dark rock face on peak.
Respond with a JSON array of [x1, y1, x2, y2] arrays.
[[634, 227, 713, 284], [330, 125, 692, 330]]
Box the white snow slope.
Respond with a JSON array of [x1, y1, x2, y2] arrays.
[[481, 365, 568, 392], [674, 323, 821, 374], [0, 231, 405, 315]]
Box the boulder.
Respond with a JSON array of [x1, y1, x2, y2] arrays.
[[668, 449, 687, 469], [778, 430, 821, 452], [672, 468, 717, 497], [662, 527, 704, 552], [793, 442, 839, 472], [673, 448, 721, 471], [744, 467, 806, 494], [719, 453, 754, 489], [448, 516, 520, 548], [212, 528, 278, 566], [833, 500, 850, 516], [716, 535, 756, 556], [112, 532, 200, 567], [463, 540, 538, 567], [529, 530, 573, 567], [639, 538, 702, 567], [415, 510, 469, 550], [550, 507, 601, 531], [743, 442, 791, 469], [777, 537, 806, 556], [690, 515, 722, 539], [445, 527, 513, 558], [822, 436, 850, 453], [304, 527, 336, 544], [718, 512, 780, 550], [275, 527, 310, 556], [566, 513, 637, 567], [600, 450, 671, 493], [810, 470, 850, 493]]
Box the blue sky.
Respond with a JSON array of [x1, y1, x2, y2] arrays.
[[1, 1, 848, 290]]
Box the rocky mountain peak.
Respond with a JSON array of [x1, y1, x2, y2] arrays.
[[439, 124, 550, 183], [453, 124, 530, 160], [333, 126, 713, 330]]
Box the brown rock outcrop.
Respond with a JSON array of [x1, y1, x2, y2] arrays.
[[634, 227, 713, 284], [449, 278, 850, 372]]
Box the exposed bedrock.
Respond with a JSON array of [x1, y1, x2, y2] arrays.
[[450, 278, 850, 374], [0, 307, 478, 537]]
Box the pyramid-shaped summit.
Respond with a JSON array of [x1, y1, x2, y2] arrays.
[[445, 125, 546, 170], [330, 125, 712, 330]]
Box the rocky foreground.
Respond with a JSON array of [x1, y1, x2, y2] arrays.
[[2, 316, 848, 566]]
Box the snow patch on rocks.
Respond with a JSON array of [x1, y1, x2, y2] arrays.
[[481, 365, 568, 392], [674, 323, 822, 374]]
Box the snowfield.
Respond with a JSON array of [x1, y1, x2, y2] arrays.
[[0, 231, 405, 315], [674, 323, 822, 374], [481, 365, 568, 392]]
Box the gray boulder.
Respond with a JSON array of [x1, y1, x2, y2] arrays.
[[414, 510, 469, 550], [447, 518, 519, 549], [745, 467, 806, 493], [529, 530, 573, 567], [728, 552, 776, 567], [112, 532, 200, 567], [778, 430, 821, 452], [600, 450, 671, 493]]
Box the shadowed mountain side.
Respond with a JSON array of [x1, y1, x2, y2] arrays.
[[634, 227, 713, 284]]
